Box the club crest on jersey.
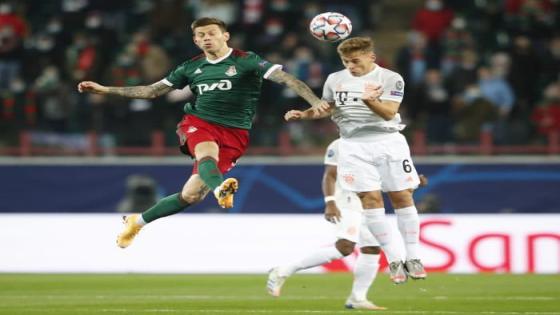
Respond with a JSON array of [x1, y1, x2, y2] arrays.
[[194, 68, 202, 74], [225, 66, 237, 76]]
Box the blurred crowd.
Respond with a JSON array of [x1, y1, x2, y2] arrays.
[[0, 0, 559, 153], [402, 0, 560, 145]]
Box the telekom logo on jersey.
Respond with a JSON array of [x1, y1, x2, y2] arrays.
[[196, 79, 232, 95]]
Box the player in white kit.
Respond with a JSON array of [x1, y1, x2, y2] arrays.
[[283, 37, 426, 284], [267, 139, 386, 310]]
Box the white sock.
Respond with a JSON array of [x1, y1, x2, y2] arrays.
[[363, 208, 402, 263], [395, 206, 420, 260], [278, 246, 344, 277], [351, 253, 380, 301], [213, 185, 220, 197], [136, 214, 147, 226]]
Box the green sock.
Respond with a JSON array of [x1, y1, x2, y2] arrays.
[[141, 193, 189, 223], [198, 157, 223, 190]]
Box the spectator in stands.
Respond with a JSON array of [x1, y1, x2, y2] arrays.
[[0, 2, 27, 91], [479, 66, 515, 117], [446, 49, 479, 96], [411, 69, 453, 144], [412, 0, 454, 56], [531, 82, 560, 142], [65, 32, 101, 81], [478, 66, 515, 143], [453, 84, 498, 143], [395, 31, 438, 87], [505, 0, 557, 40], [507, 35, 541, 108], [129, 30, 171, 82], [541, 36, 560, 86], [440, 17, 475, 76]]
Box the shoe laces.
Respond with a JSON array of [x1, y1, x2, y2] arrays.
[[406, 260, 426, 274], [389, 261, 403, 272]]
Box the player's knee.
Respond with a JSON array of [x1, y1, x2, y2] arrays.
[[388, 191, 414, 208], [180, 191, 204, 204], [357, 192, 383, 208], [360, 246, 381, 255], [335, 239, 356, 256]]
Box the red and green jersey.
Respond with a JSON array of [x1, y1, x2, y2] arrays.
[[163, 48, 281, 129]]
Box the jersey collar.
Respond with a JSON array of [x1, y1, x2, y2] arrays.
[[206, 48, 233, 64]]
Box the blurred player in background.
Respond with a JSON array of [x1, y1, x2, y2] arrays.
[[268, 138, 386, 310], [267, 138, 429, 309], [78, 17, 329, 248], [284, 37, 426, 284]]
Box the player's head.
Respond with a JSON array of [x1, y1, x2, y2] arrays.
[[337, 37, 377, 77], [191, 17, 230, 54]]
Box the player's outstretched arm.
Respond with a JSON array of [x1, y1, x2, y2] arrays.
[[77, 81, 173, 99], [267, 69, 330, 112], [284, 107, 332, 121]]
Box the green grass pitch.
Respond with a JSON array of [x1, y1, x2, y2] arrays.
[[0, 273, 558, 314]]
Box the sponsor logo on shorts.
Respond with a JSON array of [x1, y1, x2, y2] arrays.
[[187, 126, 198, 133], [343, 174, 354, 185], [390, 91, 403, 97]]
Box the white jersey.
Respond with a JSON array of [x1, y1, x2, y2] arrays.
[[323, 139, 362, 210], [322, 64, 406, 138]]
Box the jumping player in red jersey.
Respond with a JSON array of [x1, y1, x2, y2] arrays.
[[78, 17, 330, 248]]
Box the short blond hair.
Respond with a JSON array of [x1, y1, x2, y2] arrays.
[[337, 37, 375, 56]]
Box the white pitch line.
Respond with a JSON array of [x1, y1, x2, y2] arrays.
[[0, 295, 336, 301], [91, 310, 559, 315], [4, 308, 559, 315], [433, 296, 557, 301], [1, 295, 557, 301]]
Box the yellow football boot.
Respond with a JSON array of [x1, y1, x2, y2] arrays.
[[214, 178, 238, 208], [116, 214, 143, 248]]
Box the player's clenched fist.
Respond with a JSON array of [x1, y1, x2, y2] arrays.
[[77, 81, 108, 94]]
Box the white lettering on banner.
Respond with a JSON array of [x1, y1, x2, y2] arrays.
[[196, 80, 232, 95], [0, 214, 558, 273]]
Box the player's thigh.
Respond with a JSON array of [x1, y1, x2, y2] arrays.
[[177, 115, 220, 160], [194, 141, 219, 160], [217, 128, 249, 174], [180, 174, 211, 204], [387, 189, 415, 208], [217, 146, 244, 174], [334, 207, 362, 243], [379, 135, 420, 192], [337, 140, 381, 192], [357, 190, 385, 209]]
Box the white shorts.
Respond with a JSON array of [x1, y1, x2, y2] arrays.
[[337, 133, 420, 192], [334, 206, 379, 247]]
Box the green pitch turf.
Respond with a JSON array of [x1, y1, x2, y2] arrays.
[[0, 273, 558, 315]]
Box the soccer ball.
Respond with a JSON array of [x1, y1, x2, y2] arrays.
[[309, 12, 352, 42]]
